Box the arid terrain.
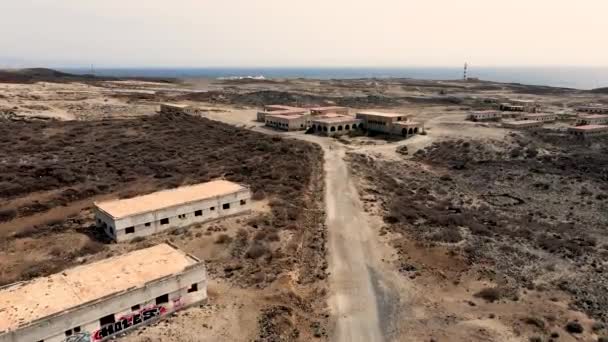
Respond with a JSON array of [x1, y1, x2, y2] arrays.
[[2, 68, 608, 341]]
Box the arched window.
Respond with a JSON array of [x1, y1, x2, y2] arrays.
[[345, 125, 350, 130], [408, 128, 414, 135], [402, 128, 407, 137], [338, 125, 343, 131], [330, 126, 336, 132]]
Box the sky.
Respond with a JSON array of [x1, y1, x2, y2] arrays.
[[2, 0, 608, 68]]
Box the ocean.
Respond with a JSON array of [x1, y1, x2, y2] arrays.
[[60, 67, 608, 90]]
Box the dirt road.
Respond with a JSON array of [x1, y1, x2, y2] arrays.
[[323, 143, 384, 342]]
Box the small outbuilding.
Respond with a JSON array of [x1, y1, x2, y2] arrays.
[[0, 243, 207, 342], [94, 180, 251, 242]]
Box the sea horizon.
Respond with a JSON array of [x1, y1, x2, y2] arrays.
[[59, 66, 608, 90]]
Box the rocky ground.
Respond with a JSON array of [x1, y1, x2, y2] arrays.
[[347, 131, 608, 341]]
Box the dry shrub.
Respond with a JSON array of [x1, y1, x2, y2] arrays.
[[474, 287, 503, 303], [245, 242, 270, 259], [0, 208, 16, 222], [215, 234, 232, 244]]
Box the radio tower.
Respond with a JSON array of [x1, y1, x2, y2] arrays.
[[463, 62, 468, 81]]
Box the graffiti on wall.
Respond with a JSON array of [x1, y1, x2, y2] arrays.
[[64, 332, 92, 342], [92, 305, 167, 341]]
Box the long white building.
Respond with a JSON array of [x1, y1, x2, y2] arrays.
[[94, 180, 251, 242], [0, 243, 207, 342]]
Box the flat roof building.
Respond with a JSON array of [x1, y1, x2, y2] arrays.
[[310, 114, 362, 136], [94, 180, 251, 242], [575, 114, 608, 126], [502, 120, 544, 129], [522, 113, 557, 122], [568, 124, 608, 138], [256, 105, 308, 122], [309, 106, 349, 116], [159, 103, 197, 116], [467, 110, 501, 121], [356, 111, 424, 138], [0, 243, 207, 342], [576, 105, 608, 114], [265, 112, 311, 131]]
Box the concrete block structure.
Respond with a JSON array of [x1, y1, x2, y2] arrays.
[[310, 114, 362, 136], [310, 106, 349, 116], [356, 111, 424, 137], [256, 105, 308, 122], [576, 105, 608, 114], [575, 114, 608, 126], [568, 125, 608, 138], [522, 113, 557, 122], [0, 244, 207, 342], [265, 113, 311, 131], [467, 110, 501, 121], [500, 100, 538, 113], [159, 103, 197, 115], [94, 180, 251, 242], [502, 120, 544, 129]]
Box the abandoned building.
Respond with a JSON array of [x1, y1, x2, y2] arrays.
[[94, 180, 251, 242], [500, 99, 538, 113], [256, 105, 308, 122], [0, 243, 207, 342], [265, 112, 311, 131], [467, 110, 501, 121], [159, 103, 197, 115], [576, 105, 608, 114], [356, 111, 424, 137], [522, 113, 557, 122], [575, 114, 608, 126], [502, 120, 544, 129], [568, 125, 608, 138], [309, 106, 349, 116], [310, 114, 362, 136]]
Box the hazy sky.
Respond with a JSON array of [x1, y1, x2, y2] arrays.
[[2, 0, 608, 67]]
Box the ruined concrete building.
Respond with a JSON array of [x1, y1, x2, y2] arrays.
[[575, 114, 608, 126], [502, 120, 544, 129], [356, 111, 424, 138], [500, 99, 538, 113], [256, 105, 308, 122], [159, 103, 197, 115], [522, 113, 557, 122], [467, 110, 501, 121], [309, 106, 349, 116], [310, 114, 362, 136], [94, 180, 251, 242], [265, 112, 311, 131], [569, 125, 608, 138], [0, 244, 207, 342], [576, 105, 608, 114]]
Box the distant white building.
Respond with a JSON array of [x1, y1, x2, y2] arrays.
[[0, 243, 207, 342], [94, 180, 251, 242]]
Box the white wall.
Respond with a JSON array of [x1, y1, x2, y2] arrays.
[[96, 189, 251, 242], [0, 264, 207, 342]]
